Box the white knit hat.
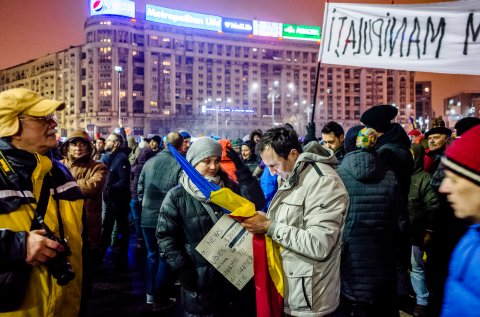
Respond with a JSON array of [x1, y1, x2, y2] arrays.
[[186, 137, 222, 167]]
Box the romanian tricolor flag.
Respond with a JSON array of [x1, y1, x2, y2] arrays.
[[168, 144, 284, 317]]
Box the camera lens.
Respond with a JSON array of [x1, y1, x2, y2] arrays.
[[55, 269, 75, 286], [48, 257, 75, 286]]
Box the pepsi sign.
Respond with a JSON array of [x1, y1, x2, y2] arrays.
[[221, 18, 253, 35], [90, 0, 135, 18]]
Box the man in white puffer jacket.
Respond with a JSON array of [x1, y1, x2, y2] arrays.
[[242, 126, 349, 317]]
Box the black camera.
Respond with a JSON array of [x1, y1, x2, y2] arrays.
[[45, 234, 75, 286]]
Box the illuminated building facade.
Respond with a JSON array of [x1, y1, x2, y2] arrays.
[[0, 0, 415, 138], [443, 92, 480, 128]]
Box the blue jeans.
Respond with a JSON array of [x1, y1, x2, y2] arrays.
[[130, 197, 142, 241], [142, 227, 171, 299], [410, 245, 429, 306]]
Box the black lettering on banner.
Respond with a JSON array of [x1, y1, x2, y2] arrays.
[[363, 19, 373, 55], [464, 12, 480, 55], [337, 16, 348, 49], [343, 20, 357, 54], [355, 18, 364, 55], [424, 17, 446, 58], [327, 7, 452, 60], [372, 18, 384, 56], [384, 13, 392, 54], [389, 17, 408, 57], [327, 8, 336, 52], [407, 17, 422, 58]]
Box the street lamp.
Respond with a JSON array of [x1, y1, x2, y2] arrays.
[[225, 98, 232, 137], [114, 65, 123, 122], [269, 80, 280, 127], [288, 83, 295, 106], [215, 97, 222, 136]]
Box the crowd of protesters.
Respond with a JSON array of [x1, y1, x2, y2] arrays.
[[0, 88, 479, 317]]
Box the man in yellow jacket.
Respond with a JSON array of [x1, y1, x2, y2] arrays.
[[0, 88, 84, 316]]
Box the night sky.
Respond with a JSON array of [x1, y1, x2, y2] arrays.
[[1, 0, 479, 117]]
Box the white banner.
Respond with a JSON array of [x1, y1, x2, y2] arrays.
[[320, 0, 480, 75], [196, 214, 254, 290]]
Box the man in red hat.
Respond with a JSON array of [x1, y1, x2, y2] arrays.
[[438, 125, 480, 317]]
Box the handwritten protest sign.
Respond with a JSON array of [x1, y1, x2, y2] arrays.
[[196, 214, 254, 290], [321, 0, 480, 75]]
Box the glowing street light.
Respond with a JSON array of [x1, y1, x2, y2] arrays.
[[115, 66, 123, 121], [215, 97, 222, 136], [270, 80, 280, 127]]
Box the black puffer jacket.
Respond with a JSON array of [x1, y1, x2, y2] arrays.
[[375, 123, 414, 204], [156, 171, 261, 316], [337, 149, 405, 305]]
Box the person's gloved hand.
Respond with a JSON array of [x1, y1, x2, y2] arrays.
[[179, 269, 197, 291], [303, 122, 317, 145], [226, 146, 244, 170]]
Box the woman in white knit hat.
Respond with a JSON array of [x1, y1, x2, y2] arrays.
[[156, 137, 264, 317]]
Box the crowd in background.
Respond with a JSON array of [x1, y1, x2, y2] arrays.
[[1, 88, 480, 317]]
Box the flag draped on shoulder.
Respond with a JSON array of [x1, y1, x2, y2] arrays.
[[168, 144, 284, 317]]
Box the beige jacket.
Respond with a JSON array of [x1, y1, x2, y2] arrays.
[[266, 150, 349, 317]]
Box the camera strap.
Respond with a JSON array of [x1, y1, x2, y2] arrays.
[[32, 175, 66, 242], [0, 149, 64, 239]]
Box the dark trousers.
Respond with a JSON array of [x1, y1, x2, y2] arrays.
[[101, 199, 130, 260], [334, 295, 398, 317], [142, 227, 171, 299], [130, 197, 143, 242]]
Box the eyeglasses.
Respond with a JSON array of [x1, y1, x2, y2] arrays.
[[19, 113, 58, 124]]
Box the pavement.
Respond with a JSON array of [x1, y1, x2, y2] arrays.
[[86, 235, 413, 317]]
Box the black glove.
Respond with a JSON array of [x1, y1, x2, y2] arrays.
[[179, 269, 197, 291], [226, 146, 244, 170], [303, 122, 317, 145]]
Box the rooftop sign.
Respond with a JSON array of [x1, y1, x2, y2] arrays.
[[222, 18, 253, 35], [282, 24, 321, 41], [90, 0, 135, 18], [145, 4, 222, 32]]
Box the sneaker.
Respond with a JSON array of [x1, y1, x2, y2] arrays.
[[146, 294, 154, 305], [413, 304, 428, 317], [152, 298, 176, 311]]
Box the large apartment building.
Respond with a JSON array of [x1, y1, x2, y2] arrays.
[[0, 2, 415, 138]]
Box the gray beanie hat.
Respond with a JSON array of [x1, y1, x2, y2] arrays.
[[186, 137, 222, 167]]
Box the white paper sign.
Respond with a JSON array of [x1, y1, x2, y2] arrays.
[[196, 214, 254, 290]]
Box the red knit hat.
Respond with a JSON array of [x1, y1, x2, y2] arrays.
[[442, 125, 480, 186], [408, 130, 421, 137]]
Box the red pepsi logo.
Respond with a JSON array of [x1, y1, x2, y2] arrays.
[[92, 0, 104, 12]]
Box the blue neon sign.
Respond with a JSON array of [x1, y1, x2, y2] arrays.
[[145, 4, 222, 32], [221, 18, 253, 35], [90, 0, 135, 18]]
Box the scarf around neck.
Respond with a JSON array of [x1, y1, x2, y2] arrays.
[[179, 171, 224, 202]]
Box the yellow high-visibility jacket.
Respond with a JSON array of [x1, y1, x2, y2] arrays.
[[0, 145, 84, 317]]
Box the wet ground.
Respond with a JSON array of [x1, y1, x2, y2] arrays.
[[85, 239, 181, 317], [85, 235, 413, 317]]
